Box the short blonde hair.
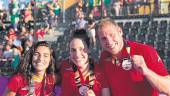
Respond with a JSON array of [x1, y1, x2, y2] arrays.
[[97, 18, 118, 32]]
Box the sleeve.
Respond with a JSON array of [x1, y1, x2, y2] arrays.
[[95, 65, 109, 88], [98, 52, 110, 88], [61, 71, 74, 96], [8, 74, 21, 92], [60, 59, 69, 75], [100, 73, 109, 88], [143, 46, 169, 76]]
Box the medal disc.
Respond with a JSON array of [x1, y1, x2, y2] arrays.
[[122, 58, 132, 70], [79, 85, 89, 96]]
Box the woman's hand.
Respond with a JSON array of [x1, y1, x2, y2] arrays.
[[85, 89, 96, 96]]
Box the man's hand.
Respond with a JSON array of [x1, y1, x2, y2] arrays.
[[131, 55, 149, 75]]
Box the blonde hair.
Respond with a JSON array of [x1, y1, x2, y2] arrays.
[[97, 18, 118, 32]]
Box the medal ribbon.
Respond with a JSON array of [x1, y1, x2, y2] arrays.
[[108, 40, 133, 71], [125, 40, 131, 58], [112, 40, 132, 63], [74, 66, 95, 89], [77, 68, 86, 85], [28, 74, 46, 96], [121, 40, 133, 70]]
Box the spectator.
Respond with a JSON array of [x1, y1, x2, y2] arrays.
[[75, 11, 87, 30], [112, 0, 122, 16], [90, 6, 101, 18], [53, 1, 61, 23], [86, 14, 96, 48], [12, 36, 23, 53], [36, 27, 46, 41], [10, 48, 20, 71], [3, 44, 13, 60], [153, 0, 159, 15], [21, 38, 32, 55], [2, 44, 14, 67], [5, 27, 16, 41]]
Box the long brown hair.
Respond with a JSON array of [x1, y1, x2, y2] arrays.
[[17, 41, 58, 82]]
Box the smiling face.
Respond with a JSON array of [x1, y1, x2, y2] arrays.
[[32, 46, 51, 72], [98, 20, 124, 56], [69, 38, 88, 68]]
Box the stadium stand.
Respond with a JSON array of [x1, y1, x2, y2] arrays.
[[49, 15, 170, 73]]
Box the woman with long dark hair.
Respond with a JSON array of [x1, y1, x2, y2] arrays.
[[61, 34, 111, 96], [5, 41, 59, 96]]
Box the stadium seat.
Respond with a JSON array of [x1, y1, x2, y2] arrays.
[[146, 34, 156, 47], [167, 31, 170, 40], [157, 33, 166, 42], [137, 33, 146, 43], [156, 41, 166, 51], [137, 28, 148, 43], [128, 28, 137, 41], [165, 41, 170, 57], [133, 21, 140, 29], [165, 58, 170, 71], [149, 28, 157, 35], [123, 28, 130, 38], [157, 49, 165, 59], [160, 20, 167, 30], [117, 22, 123, 29], [150, 21, 158, 29], [124, 22, 132, 29], [141, 20, 149, 29]]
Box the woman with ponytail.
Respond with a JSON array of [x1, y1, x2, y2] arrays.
[[61, 32, 111, 96]]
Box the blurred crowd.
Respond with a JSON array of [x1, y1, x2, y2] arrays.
[[74, 0, 170, 18], [0, 0, 61, 75]]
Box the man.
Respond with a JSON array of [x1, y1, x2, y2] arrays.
[[97, 18, 170, 96], [75, 11, 87, 30], [112, 0, 122, 16]]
